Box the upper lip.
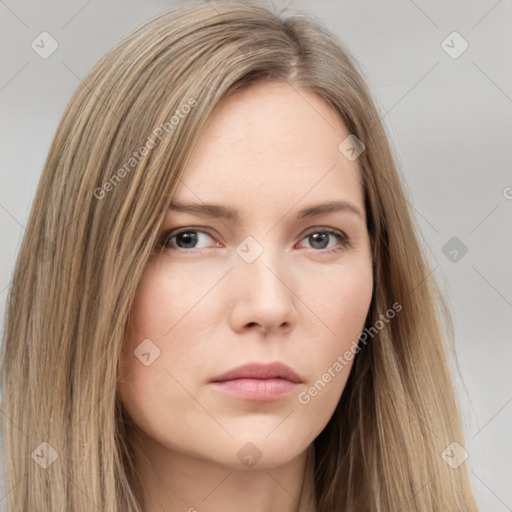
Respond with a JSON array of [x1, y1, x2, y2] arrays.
[[210, 362, 302, 383]]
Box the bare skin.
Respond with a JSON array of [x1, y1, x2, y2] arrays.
[[118, 81, 373, 512]]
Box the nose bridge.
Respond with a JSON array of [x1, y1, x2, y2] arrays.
[[230, 233, 296, 329], [235, 234, 288, 297]]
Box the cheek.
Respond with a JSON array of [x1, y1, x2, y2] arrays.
[[117, 258, 216, 429], [304, 255, 373, 344], [121, 256, 213, 353], [297, 259, 373, 408]]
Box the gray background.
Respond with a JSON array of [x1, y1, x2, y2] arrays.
[[1, 1, 511, 510]]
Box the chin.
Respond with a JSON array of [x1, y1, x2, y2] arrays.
[[216, 432, 312, 470]]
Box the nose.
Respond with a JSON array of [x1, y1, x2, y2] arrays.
[[228, 243, 298, 336]]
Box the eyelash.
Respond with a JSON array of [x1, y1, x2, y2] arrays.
[[159, 227, 350, 254]]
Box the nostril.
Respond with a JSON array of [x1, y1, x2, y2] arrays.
[[247, 322, 269, 334]]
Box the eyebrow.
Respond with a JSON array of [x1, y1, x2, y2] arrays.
[[168, 200, 363, 221]]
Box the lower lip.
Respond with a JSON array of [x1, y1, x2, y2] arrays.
[[209, 378, 299, 401]]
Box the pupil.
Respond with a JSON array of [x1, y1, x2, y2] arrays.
[[310, 233, 328, 249], [177, 232, 197, 248]]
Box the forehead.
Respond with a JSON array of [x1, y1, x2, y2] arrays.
[[174, 81, 364, 218]]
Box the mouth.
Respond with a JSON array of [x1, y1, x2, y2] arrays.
[[209, 362, 303, 402]]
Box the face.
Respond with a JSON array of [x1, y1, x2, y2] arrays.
[[118, 81, 373, 470]]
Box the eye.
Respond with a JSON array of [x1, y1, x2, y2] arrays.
[[162, 229, 217, 251], [297, 228, 350, 252], [161, 227, 350, 253]]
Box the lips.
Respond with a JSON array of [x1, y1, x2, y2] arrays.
[[209, 362, 303, 402], [210, 362, 303, 384]]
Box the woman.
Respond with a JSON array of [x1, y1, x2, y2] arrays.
[[0, 1, 479, 510]]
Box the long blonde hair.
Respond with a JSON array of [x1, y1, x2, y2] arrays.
[[0, 1, 478, 510]]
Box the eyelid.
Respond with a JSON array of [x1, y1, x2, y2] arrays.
[[161, 227, 218, 250], [161, 225, 350, 252], [297, 227, 350, 251]]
